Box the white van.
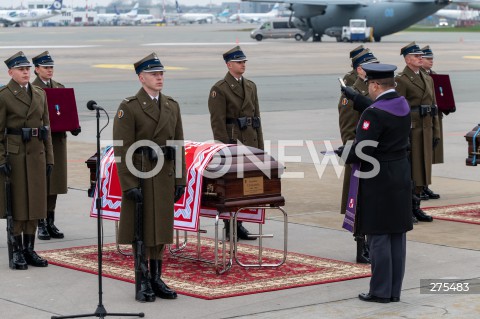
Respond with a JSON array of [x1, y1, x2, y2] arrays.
[[250, 18, 305, 41]]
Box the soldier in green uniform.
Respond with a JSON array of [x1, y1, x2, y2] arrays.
[[208, 46, 263, 240], [342, 45, 365, 87], [32, 51, 81, 240], [338, 49, 378, 264], [420, 45, 442, 200], [0, 51, 53, 269], [113, 53, 186, 302], [395, 42, 440, 222]]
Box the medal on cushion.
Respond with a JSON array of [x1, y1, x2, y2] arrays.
[[55, 104, 61, 115]]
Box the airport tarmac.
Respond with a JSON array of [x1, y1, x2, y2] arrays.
[[0, 25, 479, 318]]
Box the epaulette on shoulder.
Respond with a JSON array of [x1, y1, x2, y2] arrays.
[[55, 81, 64, 87], [32, 85, 45, 95], [215, 79, 226, 87], [165, 95, 178, 104], [123, 96, 137, 103], [395, 72, 404, 77]]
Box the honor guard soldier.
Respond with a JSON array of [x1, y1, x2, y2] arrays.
[[208, 46, 263, 241], [32, 51, 81, 241], [395, 42, 440, 223], [341, 63, 413, 303], [420, 45, 442, 200], [338, 49, 379, 264], [113, 53, 186, 302], [0, 51, 53, 269], [342, 45, 365, 87]]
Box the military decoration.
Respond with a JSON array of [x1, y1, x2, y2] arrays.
[[211, 91, 217, 98], [341, 98, 348, 106], [55, 104, 61, 116], [117, 109, 124, 119]]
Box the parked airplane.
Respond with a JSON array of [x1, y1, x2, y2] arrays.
[[242, 0, 453, 42], [0, 0, 63, 26], [435, 8, 480, 20], [175, 1, 216, 24], [97, 3, 139, 25], [229, 3, 280, 23]]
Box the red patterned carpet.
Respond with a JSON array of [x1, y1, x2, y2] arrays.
[[423, 202, 480, 225], [41, 237, 370, 300]]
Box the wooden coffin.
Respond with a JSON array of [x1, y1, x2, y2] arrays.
[[465, 124, 480, 166], [201, 145, 285, 211]]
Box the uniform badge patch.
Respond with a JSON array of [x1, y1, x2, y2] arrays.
[[211, 91, 217, 98], [117, 110, 124, 119], [341, 98, 348, 106], [362, 120, 370, 130]]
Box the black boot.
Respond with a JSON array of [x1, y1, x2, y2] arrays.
[[355, 235, 370, 264], [412, 194, 433, 222], [150, 260, 177, 299], [135, 272, 156, 303], [10, 235, 28, 270], [423, 186, 440, 199], [37, 219, 51, 240], [46, 211, 64, 239], [23, 234, 48, 267], [237, 221, 256, 241]]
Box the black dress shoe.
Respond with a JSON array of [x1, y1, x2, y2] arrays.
[[390, 297, 400, 302], [419, 192, 429, 201], [423, 187, 440, 199], [237, 224, 256, 240], [358, 293, 390, 303], [413, 208, 433, 222]]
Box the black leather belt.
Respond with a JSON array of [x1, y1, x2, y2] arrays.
[[6, 127, 39, 136], [226, 117, 254, 124], [411, 105, 437, 116], [134, 146, 175, 161]]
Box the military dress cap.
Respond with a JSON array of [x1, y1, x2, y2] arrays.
[[421, 45, 434, 58], [223, 46, 247, 63], [363, 63, 397, 80], [32, 51, 54, 66], [134, 52, 165, 74], [351, 49, 378, 69], [4, 51, 32, 69], [349, 45, 365, 59], [400, 42, 424, 56]]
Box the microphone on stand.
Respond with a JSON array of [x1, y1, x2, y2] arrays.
[[87, 100, 104, 111]]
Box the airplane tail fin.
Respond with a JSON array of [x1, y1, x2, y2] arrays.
[[49, 0, 63, 11], [270, 3, 280, 14], [128, 3, 139, 16], [114, 5, 120, 15], [218, 7, 229, 17], [175, 0, 183, 14]]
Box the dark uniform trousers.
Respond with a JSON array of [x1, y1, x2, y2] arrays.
[[368, 233, 406, 299], [13, 221, 38, 236]]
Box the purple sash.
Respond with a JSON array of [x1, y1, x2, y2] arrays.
[[342, 162, 360, 233]]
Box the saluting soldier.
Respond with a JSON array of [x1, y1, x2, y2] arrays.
[[32, 51, 81, 241], [338, 49, 378, 264], [113, 53, 186, 302], [0, 51, 53, 269], [208, 46, 263, 240], [420, 45, 442, 200], [395, 42, 440, 222], [343, 63, 413, 304]]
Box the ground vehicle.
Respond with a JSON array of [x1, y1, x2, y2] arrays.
[[340, 19, 373, 42], [250, 18, 305, 41], [437, 18, 449, 27]]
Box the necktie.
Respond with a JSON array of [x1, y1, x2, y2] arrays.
[[153, 98, 158, 105]]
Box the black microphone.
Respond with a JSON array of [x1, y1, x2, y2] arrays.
[[86, 100, 103, 111]]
